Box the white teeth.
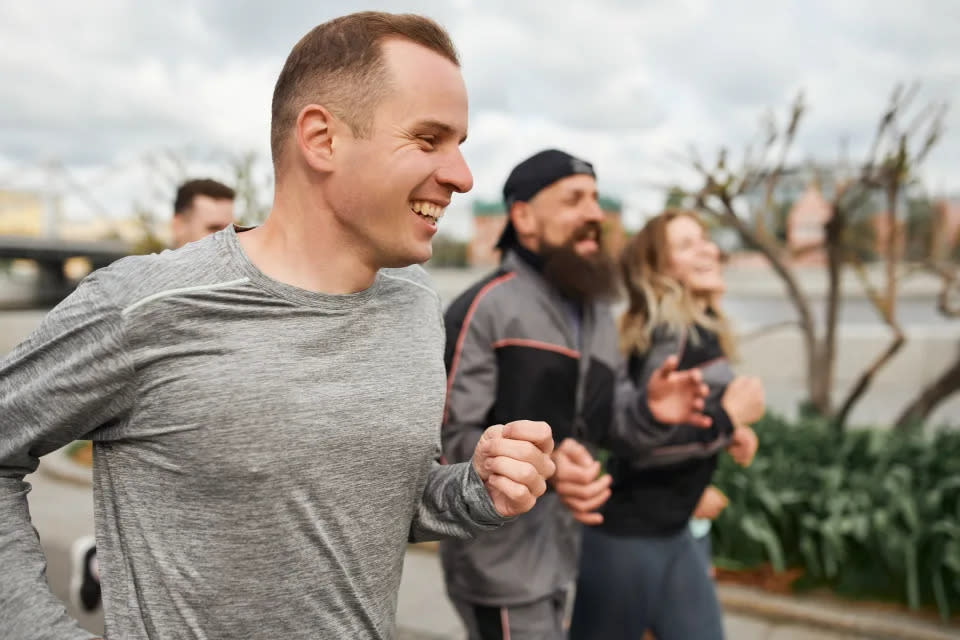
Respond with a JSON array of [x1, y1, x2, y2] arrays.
[[410, 200, 445, 222]]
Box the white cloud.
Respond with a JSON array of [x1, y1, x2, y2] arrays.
[[0, 0, 957, 229]]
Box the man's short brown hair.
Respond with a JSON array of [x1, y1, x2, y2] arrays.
[[173, 179, 236, 217], [270, 12, 459, 170]]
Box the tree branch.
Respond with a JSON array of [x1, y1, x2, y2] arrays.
[[913, 102, 948, 167], [835, 327, 906, 430], [821, 210, 845, 417], [864, 87, 900, 172], [738, 320, 803, 343], [755, 93, 805, 240], [894, 348, 960, 429], [848, 254, 890, 316], [687, 88, 946, 423], [925, 260, 960, 318]]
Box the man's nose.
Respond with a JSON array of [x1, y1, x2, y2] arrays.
[[437, 148, 474, 194], [584, 199, 605, 222]]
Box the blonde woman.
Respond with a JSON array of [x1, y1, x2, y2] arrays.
[[571, 210, 763, 640]]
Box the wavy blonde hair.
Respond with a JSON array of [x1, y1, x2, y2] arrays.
[[619, 209, 737, 359]]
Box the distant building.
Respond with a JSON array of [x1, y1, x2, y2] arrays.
[[785, 184, 833, 263], [0, 190, 44, 236], [0, 188, 170, 247], [57, 217, 171, 247], [739, 164, 916, 263], [785, 185, 912, 263], [741, 165, 846, 234], [470, 201, 508, 268], [468, 196, 625, 268]]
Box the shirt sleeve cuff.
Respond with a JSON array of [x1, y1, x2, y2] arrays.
[[463, 462, 512, 528], [711, 403, 736, 439]]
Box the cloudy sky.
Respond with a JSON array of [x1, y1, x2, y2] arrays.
[[1, 0, 958, 238]]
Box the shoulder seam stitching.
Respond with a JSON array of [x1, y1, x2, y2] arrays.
[[380, 271, 441, 303], [121, 277, 252, 316]]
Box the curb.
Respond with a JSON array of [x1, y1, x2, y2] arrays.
[[716, 584, 957, 640]]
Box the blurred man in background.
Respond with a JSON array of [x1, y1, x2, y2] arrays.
[[170, 178, 236, 248]]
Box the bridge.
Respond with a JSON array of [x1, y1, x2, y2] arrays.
[[0, 235, 131, 263], [0, 236, 133, 308]]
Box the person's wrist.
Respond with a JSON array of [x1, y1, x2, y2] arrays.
[[722, 399, 736, 423], [471, 454, 487, 482]]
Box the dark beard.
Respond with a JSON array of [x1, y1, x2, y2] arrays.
[[540, 223, 619, 303]]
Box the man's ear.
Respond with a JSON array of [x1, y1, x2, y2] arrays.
[[296, 104, 341, 173], [170, 213, 187, 246], [510, 201, 537, 237]]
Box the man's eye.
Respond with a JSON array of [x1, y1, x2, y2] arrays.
[[418, 136, 436, 148]]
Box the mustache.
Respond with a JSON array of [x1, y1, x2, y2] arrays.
[[569, 221, 602, 244]]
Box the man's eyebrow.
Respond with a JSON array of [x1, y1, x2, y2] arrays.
[[413, 120, 468, 144]]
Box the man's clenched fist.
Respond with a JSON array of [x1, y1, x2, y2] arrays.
[[727, 425, 759, 467], [551, 438, 611, 525], [473, 420, 557, 517], [722, 376, 765, 427]]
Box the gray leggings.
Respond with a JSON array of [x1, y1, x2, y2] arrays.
[[569, 526, 724, 640], [450, 590, 568, 640]]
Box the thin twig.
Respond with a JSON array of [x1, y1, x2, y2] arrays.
[[925, 260, 960, 318], [848, 253, 890, 318], [739, 320, 803, 343]]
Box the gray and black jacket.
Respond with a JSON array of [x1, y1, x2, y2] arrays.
[[595, 323, 737, 537], [439, 248, 619, 606]]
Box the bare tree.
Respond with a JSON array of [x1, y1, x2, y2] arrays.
[[682, 87, 947, 431], [895, 260, 960, 428], [129, 206, 167, 255], [231, 151, 272, 227]]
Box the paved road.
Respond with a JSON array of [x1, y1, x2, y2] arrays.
[[396, 549, 860, 640], [25, 463, 863, 640]]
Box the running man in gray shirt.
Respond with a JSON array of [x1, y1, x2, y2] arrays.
[[0, 13, 557, 639]]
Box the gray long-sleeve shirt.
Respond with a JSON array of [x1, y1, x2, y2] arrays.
[[0, 226, 504, 639]]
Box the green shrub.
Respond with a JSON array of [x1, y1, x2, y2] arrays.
[[711, 413, 960, 621]]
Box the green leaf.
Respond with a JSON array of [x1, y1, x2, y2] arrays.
[[708, 412, 960, 613], [905, 542, 920, 610], [932, 568, 951, 622], [898, 496, 920, 533], [799, 534, 822, 579], [943, 540, 960, 573], [741, 514, 786, 572]]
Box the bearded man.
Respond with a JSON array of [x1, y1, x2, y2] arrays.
[[440, 149, 709, 640]]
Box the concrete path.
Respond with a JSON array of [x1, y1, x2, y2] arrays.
[[397, 548, 864, 640], [22, 461, 881, 640]]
